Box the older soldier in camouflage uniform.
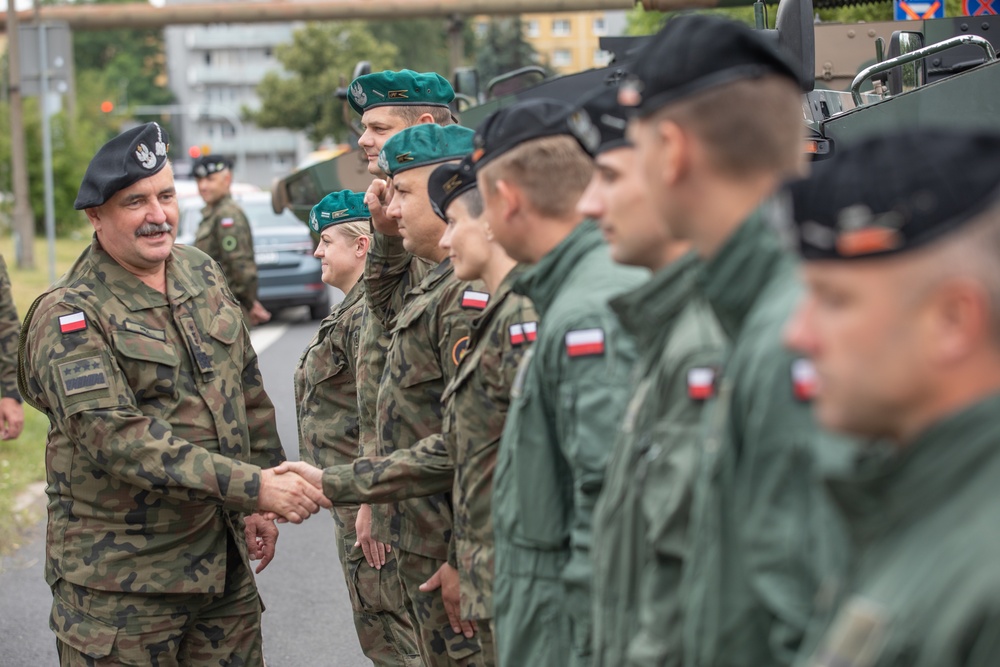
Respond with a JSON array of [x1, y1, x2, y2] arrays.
[[281, 155, 536, 667], [572, 85, 726, 667], [473, 99, 647, 667], [786, 132, 1000, 667], [192, 155, 271, 325], [17, 123, 329, 666], [0, 254, 24, 439], [294, 190, 419, 666]]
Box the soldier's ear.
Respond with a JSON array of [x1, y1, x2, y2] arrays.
[[355, 234, 371, 258], [495, 179, 520, 223], [85, 206, 103, 232]]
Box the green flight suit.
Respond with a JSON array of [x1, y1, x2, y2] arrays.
[[591, 253, 725, 667], [18, 238, 283, 664], [492, 220, 646, 667], [194, 194, 259, 317], [294, 278, 420, 667], [796, 393, 1000, 667], [0, 254, 22, 402], [681, 211, 852, 667]]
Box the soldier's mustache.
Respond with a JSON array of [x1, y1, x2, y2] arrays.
[[135, 222, 173, 237]]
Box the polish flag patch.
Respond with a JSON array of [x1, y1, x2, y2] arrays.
[[565, 328, 605, 358], [509, 324, 526, 346], [523, 321, 537, 342], [687, 367, 716, 401], [792, 358, 819, 401], [59, 311, 87, 334], [461, 290, 489, 310], [220, 217, 235, 228]]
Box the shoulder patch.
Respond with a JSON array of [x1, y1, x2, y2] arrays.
[[220, 217, 235, 228], [452, 336, 470, 365], [58, 356, 110, 397], [565, 328, 605, 358], [509, 321, 538, 346], [687, 367, 717, 401], [59, 311, 87, 334], [792, 358, 818, 401], [222, 235, 238, 252], [523, 321, 538, 342], [461, 290, 490, 310]]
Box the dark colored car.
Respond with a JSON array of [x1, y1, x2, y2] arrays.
[[176, 190, 329, 320]]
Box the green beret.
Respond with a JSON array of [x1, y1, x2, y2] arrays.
[[309, 190, 370, 234], [349, 69, 455, 116], [378, 125, 474, 177], [75, 122, 170, 210]]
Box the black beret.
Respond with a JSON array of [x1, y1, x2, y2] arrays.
[[618, 14, 800, 117], [75, 122, 170, 210], [569, 85, 631, 157], [191, 155, 232, 179], [788, 129, 1000, 261], [471, 98, 574, 170], [428, 156, 478, 222]]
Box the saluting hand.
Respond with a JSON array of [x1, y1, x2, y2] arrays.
[[366, 178, 399, 236]]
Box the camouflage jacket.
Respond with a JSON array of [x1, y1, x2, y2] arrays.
[[321, 268, 536, 620], [0, 255, 21, 401], [592, 253, 725, 667], [194, 194, 259, 310], [373, 253, 486, 560], [357, 230, 431, 459], [17, 238, 284, 594]]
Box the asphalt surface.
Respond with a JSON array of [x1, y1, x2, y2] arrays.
[[0, 305, 372, 667]]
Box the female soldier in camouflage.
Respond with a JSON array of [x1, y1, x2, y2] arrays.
[[294, 190, 420, 666]]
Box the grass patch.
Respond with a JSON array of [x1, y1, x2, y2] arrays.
[[0, 228, 91, 553]]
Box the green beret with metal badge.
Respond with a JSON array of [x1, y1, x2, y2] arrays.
[[348, 69, 455, 115], [309, 189, 370, 234], [378, 124, 474, 177]]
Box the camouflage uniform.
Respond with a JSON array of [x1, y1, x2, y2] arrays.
[[322, 268, 538, 667], [194, 194, 260, 318], [18, 239, 283, 665], [294, 277, 420, 666], [0, 255, 22, 402], [591, 253, 725, 666]]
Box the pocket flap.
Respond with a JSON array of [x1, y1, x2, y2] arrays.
[[112, 330, 180, 367], [50, 595, 118, 659]]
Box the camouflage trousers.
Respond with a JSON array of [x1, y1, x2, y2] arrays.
[[396, 549, 490, 667], [51, 535, 262, 666], [333, 506, 421, 667]]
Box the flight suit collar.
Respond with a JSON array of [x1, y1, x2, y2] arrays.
[[698, 208, 784, 340], [89, 236, 204, 311], [514, 219, 603, 315], [826, 392, 1000, 546], [610, 251, 699, 349]]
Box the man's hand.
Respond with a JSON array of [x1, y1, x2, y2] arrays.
[[366, 179, 400, 236], [249, 300, 271, 326], [355, 503, 390, 570], [0, 397, 24, 440], [272, 460, 323, 488], [257, 467, 331, 523], [244, 513, 278, 574], [420, 563, 476, 638]]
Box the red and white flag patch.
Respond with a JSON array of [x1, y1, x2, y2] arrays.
[[523, 321, 537, 342], [687, 367, 716, 401], [792, 358, 819, 401], [59, 311, 87, 334], [461, 290, 489, 310], [220, 217, 235, 228], [509, 324, 526, 346], [565, 328, 605, 358]]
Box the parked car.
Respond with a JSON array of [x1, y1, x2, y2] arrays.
[[175, 191, 329, 320]]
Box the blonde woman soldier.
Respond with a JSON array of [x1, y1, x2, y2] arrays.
[[294, 190, 419, 666]]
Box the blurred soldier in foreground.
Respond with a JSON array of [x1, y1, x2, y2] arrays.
[[192, 154, 271, 325], [295, 191, 419, 666], [573, 85, 725, 666], [17, 122, 329, 665], [473, 99, 646, 667], [0, 254, 24, 439], [785, 131, 1000, 667], [620, 15, 851, 667]]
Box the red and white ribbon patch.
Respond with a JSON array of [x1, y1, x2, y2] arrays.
[[59, 311, 87, 334], [687, 367, 716, 401], [461, 290, 489, 310], [565, 328, 605, 358], [792, 358, 819, 401]]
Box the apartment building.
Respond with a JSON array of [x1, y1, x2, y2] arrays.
[[520, 11, 628, 74]]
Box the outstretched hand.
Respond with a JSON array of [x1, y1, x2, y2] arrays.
[[257, 466, 330, 524]]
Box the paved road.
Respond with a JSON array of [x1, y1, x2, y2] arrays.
[[0, 306, 371, 667]]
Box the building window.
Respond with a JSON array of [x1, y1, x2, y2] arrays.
[[552, 19, 571, 37], [552, 48, 572, 68], [593, 17, 607, 35], [204, 51, 211, 65], [594, 48, 613, 67], [525, 20, 540, 38]]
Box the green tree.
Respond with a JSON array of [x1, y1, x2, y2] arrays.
[[246, 22, 398, 144], [474, 18, 545, 86], [367, 19, 475, 75]]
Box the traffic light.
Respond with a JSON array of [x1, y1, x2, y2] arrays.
[[188, 145, 201, 159], [100, 100, 114, 113]]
